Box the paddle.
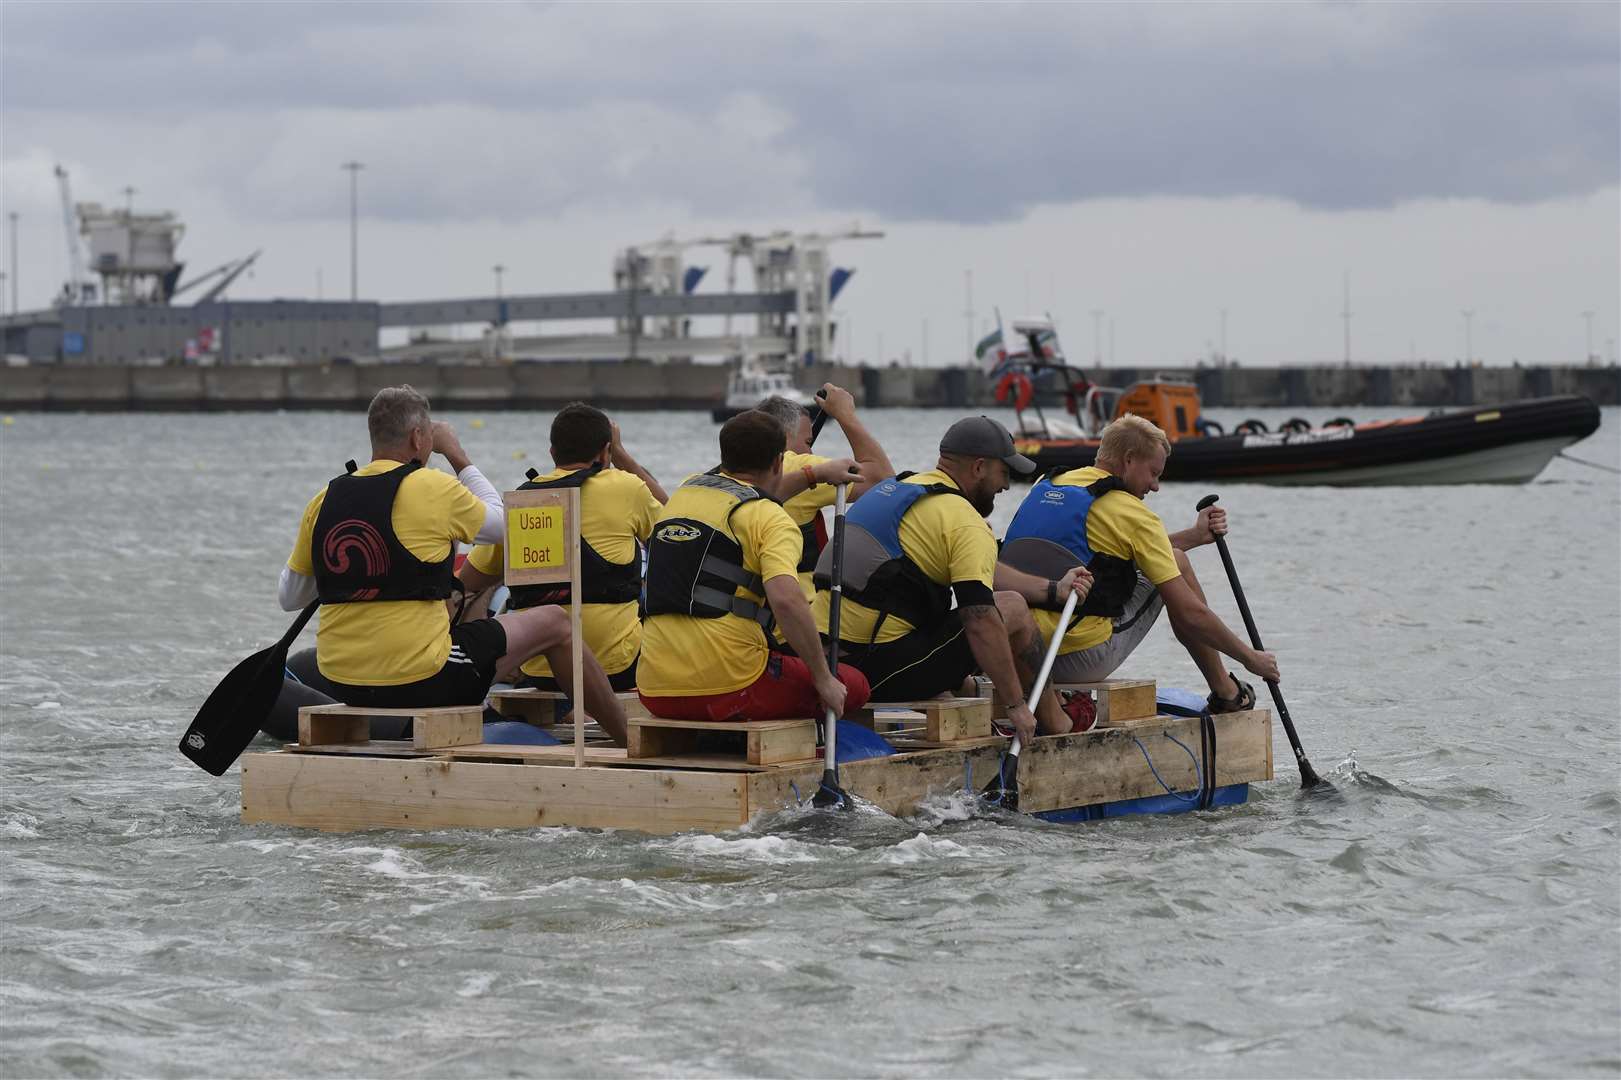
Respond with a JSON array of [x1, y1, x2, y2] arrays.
[[1196, 494, 1328, 790], [982, 586, 1080, 811], [179, 600, 319, 775], [807, 387, 830, 446], [812, 481, 852, 808]]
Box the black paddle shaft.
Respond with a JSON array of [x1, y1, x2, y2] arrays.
[[808, 388, 831, 446], [1196, 494, 1325, 790]]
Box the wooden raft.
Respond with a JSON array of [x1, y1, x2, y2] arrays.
[[241, 707, 1274, 835]]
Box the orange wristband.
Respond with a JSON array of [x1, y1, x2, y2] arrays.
[[802, 464, 817, 486]]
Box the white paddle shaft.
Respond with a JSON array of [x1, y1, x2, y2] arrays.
[[822, 483, 848, 766], [1008, 585, 1079, 761]]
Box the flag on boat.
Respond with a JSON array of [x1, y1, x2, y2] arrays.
[[1006, 326, 1062, 364], [975, 328, 1008, 374]]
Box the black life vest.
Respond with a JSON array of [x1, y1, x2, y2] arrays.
[[642, 472, 775, 633], [813, 472, 970, 638], [310, 460, 456, 604], [796, 511, 829, 574], [506, 463, 643, 610], [1000, 472, 1141, 619]]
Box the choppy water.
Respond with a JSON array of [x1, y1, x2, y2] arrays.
[[2, 403, 1618, 1078]]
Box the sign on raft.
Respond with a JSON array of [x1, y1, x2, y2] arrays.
[[502, 488, 579, 587]]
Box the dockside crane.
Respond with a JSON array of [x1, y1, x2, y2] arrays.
[[53, 164, 94, 305]]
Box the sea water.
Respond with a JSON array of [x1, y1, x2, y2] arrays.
[[1, 404, 1617, 1077]]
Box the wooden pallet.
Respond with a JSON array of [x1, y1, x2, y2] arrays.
[[297, 704, 483, 751], [1052, 679, 1158, 727], [626, 716, 818, 766], [855, 697, 993, 743], [488, 688, 649, 727]]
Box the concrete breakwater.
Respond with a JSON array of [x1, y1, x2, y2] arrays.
[[0, 359, 1615, 411]]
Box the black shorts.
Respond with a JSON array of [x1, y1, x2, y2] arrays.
[[322, 619, 509, 709], [516, 655, 639, 694], [843, 610, 976, 703]]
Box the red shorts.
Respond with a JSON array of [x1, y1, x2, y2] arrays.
[[639, 653, 871, 722]]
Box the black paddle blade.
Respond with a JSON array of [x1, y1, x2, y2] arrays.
[[980, 756, 1020, 811], [811, 768, 849, 810], [178, 644, 288, 776]]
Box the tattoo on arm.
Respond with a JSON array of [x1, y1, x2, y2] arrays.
[[959, 603, 1000, 624]]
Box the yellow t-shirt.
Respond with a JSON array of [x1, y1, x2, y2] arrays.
[[780, 450, 834, 596], [288, 460, 488, 685], [465, 466, 661, 678], [636, 475, 804, 696], [814, 469, 998, 645], [1023, 466, 1181, 654]]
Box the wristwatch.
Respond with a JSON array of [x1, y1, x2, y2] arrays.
[[1046, 579, 1058, 607]]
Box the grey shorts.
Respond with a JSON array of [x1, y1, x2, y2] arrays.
[[1049, 573, 1164, 684]]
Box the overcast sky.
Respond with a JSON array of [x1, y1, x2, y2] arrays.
[[2, 1, 1617, 366]]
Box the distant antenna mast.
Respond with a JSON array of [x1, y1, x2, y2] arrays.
[[964, 269, 974, 361], [1341, 270, 1352, 364]]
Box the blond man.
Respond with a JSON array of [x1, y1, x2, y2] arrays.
[[996, 414, 1279, 716]]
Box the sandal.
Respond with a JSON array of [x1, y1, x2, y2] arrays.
[[1059, 689, 1096, 733], [1206, 671, 1256, 714]]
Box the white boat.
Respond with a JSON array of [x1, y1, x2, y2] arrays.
[[711, 360, 814, 422]]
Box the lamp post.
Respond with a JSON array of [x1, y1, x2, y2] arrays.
[[1461, 309, 1475, 364], [8, 211, 19, 314], [1581, 310, 1595, 363], [341, 161, 364, 302], [493, 264, 505, 300]]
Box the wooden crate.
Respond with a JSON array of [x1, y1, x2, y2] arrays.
[[626, 716, 817, 766], [856, 697, 993, 742], [1052, 679, 1157, 727], [488, 688, 649, 727], [296, 704, 483, 751]]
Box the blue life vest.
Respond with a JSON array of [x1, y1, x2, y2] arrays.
[[814, 473, 966, 639], [1001, 473, 1140, 619]]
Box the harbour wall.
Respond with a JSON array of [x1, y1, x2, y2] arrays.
[[0, 360, 1615, 411]]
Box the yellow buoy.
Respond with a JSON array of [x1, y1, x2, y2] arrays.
[[470, 418, 485, 430], [1, 416, 14, 426]]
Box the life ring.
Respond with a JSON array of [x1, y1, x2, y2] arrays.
[[1280, 417, 1311, 434], [1195, 417, 1225, 437], [1322, 416, 1355, 428], [1234, 419, 1268, 435], [994, 371, 1035, 412]]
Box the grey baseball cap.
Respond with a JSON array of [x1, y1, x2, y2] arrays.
[[939, 416, 1038, 477]]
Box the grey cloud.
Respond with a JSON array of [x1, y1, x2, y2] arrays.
[[2, 1, 1614, 224]]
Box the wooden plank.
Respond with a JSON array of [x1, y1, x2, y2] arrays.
[[412, 708, 484, 750], [1054, 679, 1158, 725], [630, 717, 814, 732], [859, 697, 993, 741], [436, 744, 629, 765], [745, 745, 1008, 820], [1018, 709, 1271, 813], [242, 754, 748, 833], [919, 698, 993, 742], [489, 689, 650, 727], [626, 716, 817, 766], [286, 742, 428, 758], [748, 722, 817, 765], [297, 707, 368, 747]]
